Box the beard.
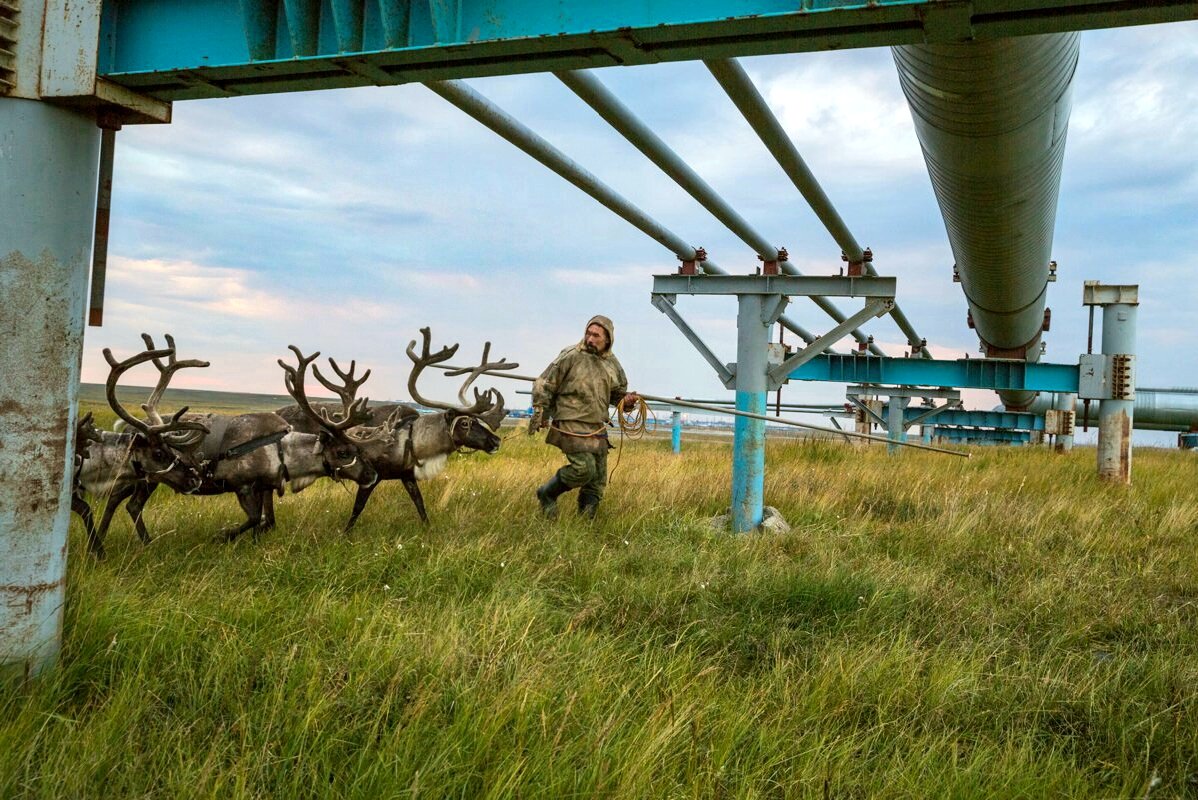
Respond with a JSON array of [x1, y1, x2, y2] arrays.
[[583, 343, 601, 355]]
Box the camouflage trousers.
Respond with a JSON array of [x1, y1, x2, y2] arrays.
[[555, 449, 609, 502]]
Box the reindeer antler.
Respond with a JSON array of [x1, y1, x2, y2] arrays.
[[405, 327, 461, 412], [138, 333, 211, 429], [443, 340, 519, 413], [313, 357, 371, 422], [102, 341, 210, 442], [279, 345, 370, 434]]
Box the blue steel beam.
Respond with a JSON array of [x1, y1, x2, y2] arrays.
[[910, 408, 1045, 431], [98, 1, 1198, 101], [790, 354, 1080, 393], [933, 427, 1034, 445]]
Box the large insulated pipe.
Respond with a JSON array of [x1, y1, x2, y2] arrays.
[[426, 79, 827, 348], [893, 34, 1080, 405], [1025, 389, 1198, 432], [557, 68, 884, 357], [705, 58, 931, 359]]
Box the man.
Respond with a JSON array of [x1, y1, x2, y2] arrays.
[[530, 315, 639, 519]]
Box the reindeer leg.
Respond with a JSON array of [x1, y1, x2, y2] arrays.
[[401, 474, 429, 525], [126, 482, 156, 545], [227, 488, 262, 543], [260, 490, 276, 532], [344, 482, 379, 532], [97, 482, 141, 554], [72, 488, 102, 559]]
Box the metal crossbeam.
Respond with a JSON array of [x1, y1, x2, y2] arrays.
[[847, 385, 960, 400], [98, 1, 1198, 101], [791, 354, 1081, 393], [904, 402, 959, 429], [651, 294, 736, 387], [933, 427, 1035, 445], [923, 409, 1046, 431], [768, 298, 893, 384], [652, 274, 896, 298]]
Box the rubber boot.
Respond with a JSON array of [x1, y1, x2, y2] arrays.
[[536, 474, 571, 519], [578, 489, 601, 520]]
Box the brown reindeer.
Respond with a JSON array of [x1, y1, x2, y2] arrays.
[[92, 336, 386, 546], [73, 341, 210, 558], [276, 328, 516, 529]]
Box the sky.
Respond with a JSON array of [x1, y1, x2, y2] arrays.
[[81, 22, 1198, 445]]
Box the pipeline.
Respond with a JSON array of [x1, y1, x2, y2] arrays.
[[893, 33, 1080, 407], [704, 58, 932, 359], [426, 79, 831, 350], [557, 68, 886, 357], [1023, 389, 1198, 432]]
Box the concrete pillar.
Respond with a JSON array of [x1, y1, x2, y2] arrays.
[[1, 98, 99, 680], [1097, 302, 1137, 483], [731, 295, 768, 533], [886, 396, 909, 455], [670, 409, 681, 454], [1053, 392, 1076, 453]]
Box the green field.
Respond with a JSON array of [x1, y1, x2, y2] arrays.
[[3, 399, 1197, 798]]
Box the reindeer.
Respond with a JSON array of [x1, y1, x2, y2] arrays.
[[90, 336, 388, 546], [73, 343, 210, 558], [276, 328, 516, 529]]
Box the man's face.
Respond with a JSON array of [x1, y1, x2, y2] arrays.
[[584, 324, 608, 354]]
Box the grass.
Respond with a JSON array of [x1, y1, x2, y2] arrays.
[[4, 402, 1198, 798]]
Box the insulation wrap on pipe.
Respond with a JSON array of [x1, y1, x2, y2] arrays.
[[893, 34, 1080, 407]]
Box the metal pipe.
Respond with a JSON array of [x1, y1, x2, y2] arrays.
[[427, 80, 705, 263], [704, 57, 931, 358], [1, 99, 99, 680], [558, 69, 880, 354], [705, 58, 863, 260], [893, 34, 1080, 402], [1022, 389, 1198, 432], [671, 410, 682, 454], [557, 69, 782, 261], [426, 79, 827, 349]]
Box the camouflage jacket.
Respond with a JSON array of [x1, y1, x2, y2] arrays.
[[533, 317, 628, 454]]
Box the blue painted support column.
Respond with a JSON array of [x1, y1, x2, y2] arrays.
[[921, 424, 933, 444], [886, 396, 909, 455], [671, 410, 682, 454], [1, 99, 98, 680], [1098, 301, 1137, 483], [732, 295, 768, 533]]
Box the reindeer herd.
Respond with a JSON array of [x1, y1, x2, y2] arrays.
[[73, 329, 516, 559]]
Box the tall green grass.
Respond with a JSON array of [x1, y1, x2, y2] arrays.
[[3, 418, 1197, 797]]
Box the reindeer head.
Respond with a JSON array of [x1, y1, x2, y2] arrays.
[[406, 328, 516, 455], [102, 335, 211, 493], [279, 346, 379, 487]]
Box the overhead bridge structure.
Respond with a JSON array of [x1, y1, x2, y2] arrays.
[[4, 0, 1198, 679]]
